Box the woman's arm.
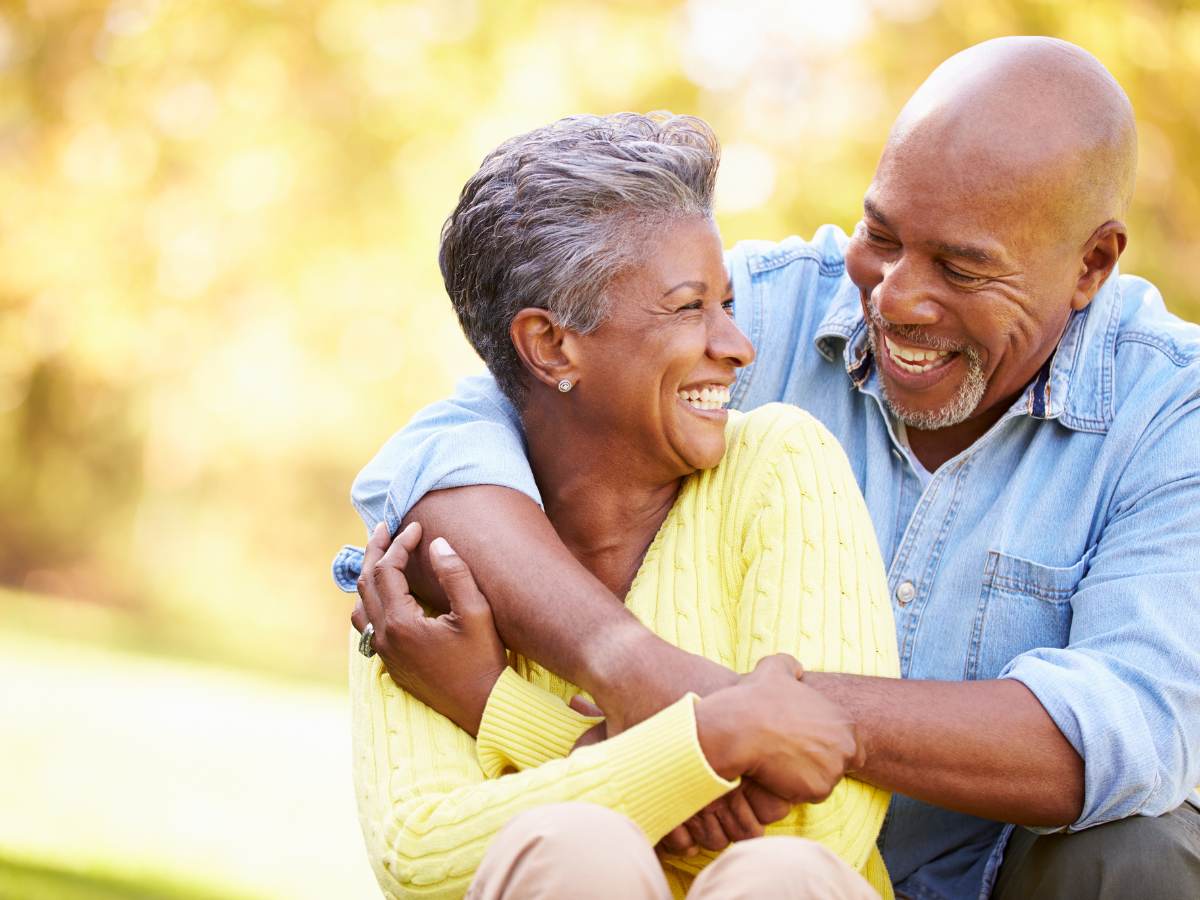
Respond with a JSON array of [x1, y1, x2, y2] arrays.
[[349, 519, 865, 897], [348, 522, 737, 898], [351, 643, 736, 899]]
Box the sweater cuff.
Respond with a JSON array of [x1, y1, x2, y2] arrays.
[[603, 693, 740, 843], [476, 668, 602, 777]]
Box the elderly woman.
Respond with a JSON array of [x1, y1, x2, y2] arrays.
[[339, 113, 899, 899]]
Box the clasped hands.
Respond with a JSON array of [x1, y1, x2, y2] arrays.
[[351, 522, 865, 856]]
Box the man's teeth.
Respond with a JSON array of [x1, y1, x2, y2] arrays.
[[884, 335, 953, 374], [677, 385, 730, 411]]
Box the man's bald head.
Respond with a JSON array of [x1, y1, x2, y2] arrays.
[[883, 36, 1137, 247]]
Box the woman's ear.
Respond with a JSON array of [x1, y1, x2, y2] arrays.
[[510, 308, 579, 390]]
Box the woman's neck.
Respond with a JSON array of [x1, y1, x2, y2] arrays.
[[522, 400, 681, 599]]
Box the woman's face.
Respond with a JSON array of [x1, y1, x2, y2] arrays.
[[569, 216, 755, 479]]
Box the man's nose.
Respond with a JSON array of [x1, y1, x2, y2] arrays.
[[708, 305, 756, 368], [875, 258, 941, 327]]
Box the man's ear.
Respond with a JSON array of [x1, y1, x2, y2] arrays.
[[1071, 220, 1127, 311], [510, 308, 578, 390]]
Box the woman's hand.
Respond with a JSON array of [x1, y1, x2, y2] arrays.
[[695, 654, 864, 804], [352, 521, 507, 737]]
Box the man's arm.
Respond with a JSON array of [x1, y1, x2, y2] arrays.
[[402, 485, 739, 723], [403, 489, 1085, 826], [806, 674, 1084, 826]]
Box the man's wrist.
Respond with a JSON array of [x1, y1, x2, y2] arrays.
[[803, 671, 869, 775], [582, 620, 675, 710]]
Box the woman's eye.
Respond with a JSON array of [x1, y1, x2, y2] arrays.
[[679, 300, 703, 312], [722, 298, 735, 316]]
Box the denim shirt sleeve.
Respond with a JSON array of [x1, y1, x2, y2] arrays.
[[1000, 387, 1200, 831], [331, 373, 542, 590], [726, 226, 855, 415]]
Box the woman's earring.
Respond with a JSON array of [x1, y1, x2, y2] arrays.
[[557, 379, 573, 393]]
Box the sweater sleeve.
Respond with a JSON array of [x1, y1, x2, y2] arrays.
[[350, 632, 737, 900], [474, 668, 602, 776], [727, 404, 900, 878]]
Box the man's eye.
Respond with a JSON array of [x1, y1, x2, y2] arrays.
[[863, 225, 896, 247], [943, 266, 988, 286]]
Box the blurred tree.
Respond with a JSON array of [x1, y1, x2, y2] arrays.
[[0, 0, 1195, 680]]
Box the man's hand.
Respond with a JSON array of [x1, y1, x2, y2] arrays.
[[696, 654, 864, 804], [352, 521, 507, 737], [658, 781, 791, 856]]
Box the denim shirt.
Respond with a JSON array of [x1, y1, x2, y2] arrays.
[[335, 225, 1200, 900]]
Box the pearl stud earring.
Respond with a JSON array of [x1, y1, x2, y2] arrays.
[[557, 379, 573, 393]]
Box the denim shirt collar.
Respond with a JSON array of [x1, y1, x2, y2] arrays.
[[812, 269, 1123, 433]]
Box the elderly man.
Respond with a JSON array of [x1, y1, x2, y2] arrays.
[[343, 38, 1200, 899]]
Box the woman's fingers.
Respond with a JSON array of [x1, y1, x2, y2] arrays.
[[355, 522, 390, 631], [357, 522, 423, 643], [350, 598, 368, 634], [429, 537, 492, 625]]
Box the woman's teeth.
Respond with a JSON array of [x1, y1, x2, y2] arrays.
[[677, 385, 730, 411], [884, 335, 953, 374]]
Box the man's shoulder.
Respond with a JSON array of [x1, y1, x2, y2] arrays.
[[1109, 275, 1200, 420], [1114, 275, 1200, 371], [727, 224, 852, 277]]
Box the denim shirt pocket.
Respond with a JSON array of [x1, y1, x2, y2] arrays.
[[966, 549, 1093, 680]]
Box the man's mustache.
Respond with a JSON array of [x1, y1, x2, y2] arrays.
[[865, 299, 978, 360]]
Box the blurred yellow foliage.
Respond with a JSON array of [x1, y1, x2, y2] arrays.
[[1, 0, 1197, 684]]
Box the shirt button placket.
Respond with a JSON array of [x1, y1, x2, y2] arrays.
[[895, 580, 916, 606]]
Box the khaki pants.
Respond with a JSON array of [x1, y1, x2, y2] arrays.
[[467, 802, 878, 899]]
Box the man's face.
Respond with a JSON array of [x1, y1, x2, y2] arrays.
[[843, 144, 1085, 437]]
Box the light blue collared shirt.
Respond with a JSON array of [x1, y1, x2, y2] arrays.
[[335, 225, 1200, 900]]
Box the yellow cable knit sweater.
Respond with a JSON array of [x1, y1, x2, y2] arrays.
[[350, 403, 901, 898]]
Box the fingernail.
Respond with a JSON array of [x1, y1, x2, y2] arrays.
[[430, 537, 454, 557], [401, 521, 419, 536], [374, 521, 387, 537]]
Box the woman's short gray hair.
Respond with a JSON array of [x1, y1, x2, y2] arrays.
[[439, 111, 721, 403]]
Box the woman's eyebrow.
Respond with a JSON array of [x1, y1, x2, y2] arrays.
[[661, 280, 707, 297]]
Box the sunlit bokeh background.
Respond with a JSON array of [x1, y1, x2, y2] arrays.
[[2, 0, 1197, 897]]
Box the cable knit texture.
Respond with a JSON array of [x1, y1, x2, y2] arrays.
[[350, 403, 900, 898]]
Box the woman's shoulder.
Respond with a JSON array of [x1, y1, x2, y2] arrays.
[[722, 403, 843, 471]]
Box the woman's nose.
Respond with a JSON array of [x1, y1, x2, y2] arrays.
[[708, 305, 756, 368], [875, 259, 941, 327]]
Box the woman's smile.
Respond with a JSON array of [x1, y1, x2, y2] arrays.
[[676, 383, 732, 415]]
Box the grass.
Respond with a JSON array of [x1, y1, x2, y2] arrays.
[[0, 853, 246, 900]]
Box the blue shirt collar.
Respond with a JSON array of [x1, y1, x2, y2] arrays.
[[812, 270, 1122, 433]]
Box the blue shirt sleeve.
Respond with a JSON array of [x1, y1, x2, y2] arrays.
[[350, 372, 542, 534], [1000, 385, 1200, 830]]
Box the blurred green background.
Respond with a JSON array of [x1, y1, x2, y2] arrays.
[[1, 0, 1196, 897]]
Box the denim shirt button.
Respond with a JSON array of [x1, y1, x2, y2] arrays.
[[895, 580, 916, 605]]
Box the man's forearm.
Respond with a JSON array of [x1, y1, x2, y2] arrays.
[[402, 486, 735, 715], [805, 672, 1084, 827]]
